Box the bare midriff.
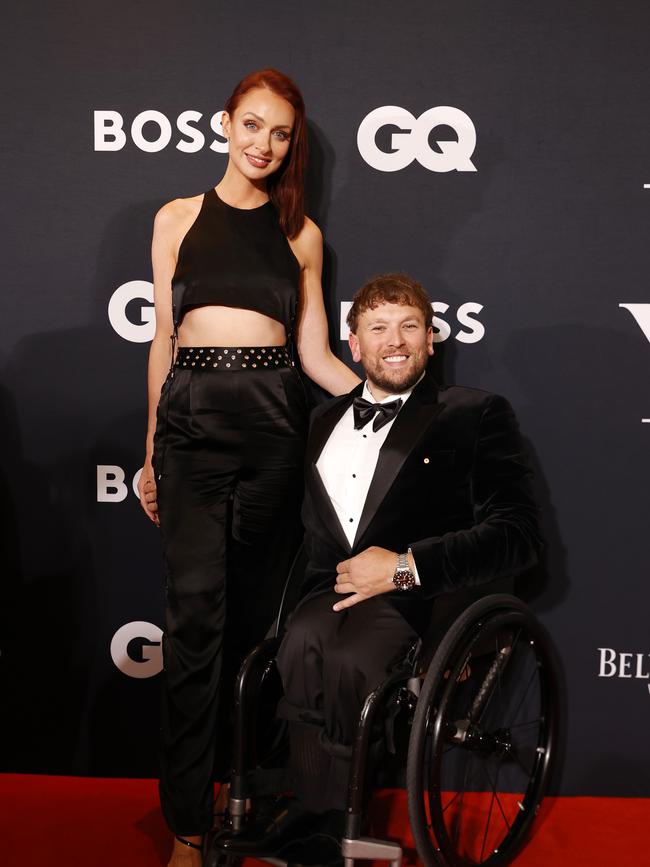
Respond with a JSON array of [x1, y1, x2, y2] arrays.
[[178, 306, 287, 347]]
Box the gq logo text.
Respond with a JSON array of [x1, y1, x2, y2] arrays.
[[111, 621, 163, 678], [357, 105, 477, 173]]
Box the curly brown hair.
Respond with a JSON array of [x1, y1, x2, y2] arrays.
[[346, 273, 433, 333]]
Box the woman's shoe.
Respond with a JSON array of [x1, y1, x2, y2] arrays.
[[176, 836, 203, 851], [170, 836, 204, 866]]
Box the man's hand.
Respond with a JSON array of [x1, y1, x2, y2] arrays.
[[333, 546, 397, 611]]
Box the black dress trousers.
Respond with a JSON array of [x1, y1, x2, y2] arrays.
[[276, 589, 417, 812], [153, 362, 307, 835]]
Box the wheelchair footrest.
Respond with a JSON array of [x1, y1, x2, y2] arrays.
[[341, 835, 402, 867]]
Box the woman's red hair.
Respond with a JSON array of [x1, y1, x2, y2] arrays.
[[225, 68, 308, 239]]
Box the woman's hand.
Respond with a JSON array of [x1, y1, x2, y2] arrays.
[[138, 460, 159, 526]]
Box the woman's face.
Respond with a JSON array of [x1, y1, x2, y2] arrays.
[[222, 87, 295, 182]]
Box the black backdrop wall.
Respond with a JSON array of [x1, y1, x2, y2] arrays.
[[1, 1, 649, 796]]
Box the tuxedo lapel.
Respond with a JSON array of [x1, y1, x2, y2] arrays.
[[305, 384, 364, 554], [353, 375, 442, 549], [307, 464, 352, 553]]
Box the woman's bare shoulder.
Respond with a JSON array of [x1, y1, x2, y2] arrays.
[[155, 193, 204, 234], [295, 215, 322, 244], [289, 215, 323, 266]]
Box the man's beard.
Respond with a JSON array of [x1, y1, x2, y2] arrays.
[[362, 350, 428, 395]]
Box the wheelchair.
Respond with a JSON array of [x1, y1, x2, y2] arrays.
[[211, 546, 559, 867]]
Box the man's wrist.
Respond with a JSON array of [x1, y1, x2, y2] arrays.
[[392, 552, 416, 591]]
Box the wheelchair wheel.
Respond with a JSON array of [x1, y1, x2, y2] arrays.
[[407, 595, 558, 867]]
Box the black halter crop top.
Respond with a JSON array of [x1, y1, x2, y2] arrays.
[[171, 188, 301, 337]]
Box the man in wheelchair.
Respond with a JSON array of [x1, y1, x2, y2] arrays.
[[219, 273, 543, 865]]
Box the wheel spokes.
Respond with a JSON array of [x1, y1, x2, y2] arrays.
[[507, 662, 539, 730], [478, 762, 500, 862]]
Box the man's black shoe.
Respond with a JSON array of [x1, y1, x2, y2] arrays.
[[277, 830, 342, 866], [216, 796, 316, 856]]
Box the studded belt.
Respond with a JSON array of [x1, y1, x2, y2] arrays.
[[174, 345, 292, 371]]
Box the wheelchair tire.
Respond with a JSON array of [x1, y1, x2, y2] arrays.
[[407, 594, 559, 867]]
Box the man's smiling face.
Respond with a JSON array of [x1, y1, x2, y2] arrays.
[[349, 302, 434, 400]]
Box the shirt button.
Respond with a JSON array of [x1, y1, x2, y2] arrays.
[[349, 518, 354, 523], [363, 434, 367, 438], [352, 474, 356, 478]]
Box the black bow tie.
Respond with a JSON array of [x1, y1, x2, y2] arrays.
[[353, 396, 403, 432]]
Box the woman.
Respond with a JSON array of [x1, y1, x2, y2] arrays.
[[137, 69, 358, 866]]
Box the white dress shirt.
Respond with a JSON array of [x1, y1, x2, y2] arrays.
[[316, 378, 422, 582]]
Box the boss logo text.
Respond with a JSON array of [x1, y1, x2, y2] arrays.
[[94, 110, 228, 153], [97, 465, 143, 502]]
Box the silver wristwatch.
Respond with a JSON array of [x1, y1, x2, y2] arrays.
[[393, 552, 416, 591]]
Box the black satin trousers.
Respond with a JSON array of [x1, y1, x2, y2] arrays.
[[153, 359, 307, 835]]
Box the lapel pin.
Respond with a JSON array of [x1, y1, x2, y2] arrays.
[[423, 457, 430, 464]]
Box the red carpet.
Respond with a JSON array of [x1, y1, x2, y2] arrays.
[[0, 774, 648, 866]]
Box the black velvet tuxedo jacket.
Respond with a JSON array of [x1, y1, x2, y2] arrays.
[[300, 374, 542, 638]]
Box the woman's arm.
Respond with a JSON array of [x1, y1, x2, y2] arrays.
[[137, 201, 182, 524], [291, 218, 360, 396]]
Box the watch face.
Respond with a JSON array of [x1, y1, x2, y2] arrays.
[[393, 569, 415, 591]]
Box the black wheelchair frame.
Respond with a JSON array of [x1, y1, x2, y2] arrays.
[[215, 547, 560, 867]]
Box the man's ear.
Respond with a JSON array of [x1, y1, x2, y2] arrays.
[[349, 331, 361, 363], [221, 111, 231, 139]]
